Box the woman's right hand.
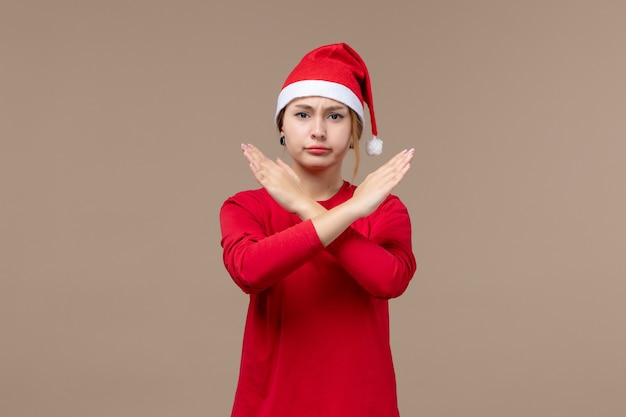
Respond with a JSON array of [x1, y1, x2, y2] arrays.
[[349, 148, 414, 218], [241, 143, 319, 217]]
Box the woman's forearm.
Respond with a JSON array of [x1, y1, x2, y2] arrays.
[[295, 199, 361, 247]]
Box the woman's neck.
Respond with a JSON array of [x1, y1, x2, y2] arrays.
[[295, 167, 345, 201]]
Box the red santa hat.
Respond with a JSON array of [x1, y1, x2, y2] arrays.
[[275, 42, 383, 156]]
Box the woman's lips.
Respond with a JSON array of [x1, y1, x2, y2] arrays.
[[306, 147, 330, 155]]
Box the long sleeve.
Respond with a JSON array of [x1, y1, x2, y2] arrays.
[[220, 190, 324, 294], [325, 195, 417, 298], [223, 184, 416, 417]]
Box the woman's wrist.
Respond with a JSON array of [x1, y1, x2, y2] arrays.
[[295, 199, 326, 220], [337, 198, 366, 221]]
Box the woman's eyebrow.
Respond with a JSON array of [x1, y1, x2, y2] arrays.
[[293, 104, 348, 112], [325, 105, 348, 112]]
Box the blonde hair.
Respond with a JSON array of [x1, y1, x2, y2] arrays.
[[276, 107, 364, 181]]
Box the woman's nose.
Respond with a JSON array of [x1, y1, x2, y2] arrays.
[[311, 117, 326, 139]]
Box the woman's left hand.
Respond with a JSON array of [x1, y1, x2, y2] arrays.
[[349, 148, 414, 218]]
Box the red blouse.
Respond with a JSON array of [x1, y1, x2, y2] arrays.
[[220, 181, 417, 417]]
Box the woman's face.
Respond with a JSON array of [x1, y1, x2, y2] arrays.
[[280, 96, 353, 173]]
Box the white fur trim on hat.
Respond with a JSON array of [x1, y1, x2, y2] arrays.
[[275, 80, 365, 123], [366, 136, 383, 156]]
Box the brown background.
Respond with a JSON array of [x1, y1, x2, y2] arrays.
[[2, 1, 625, 416]]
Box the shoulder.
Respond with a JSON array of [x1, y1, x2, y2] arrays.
[[380, 193, 406, 209], [220, 188, 285, 217], [386, 193, 410, 211], [222, 188, 272, 210], [371, 193, 411, 221]]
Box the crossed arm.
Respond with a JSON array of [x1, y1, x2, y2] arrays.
[[220, 143, 416, 297], [241, 143, 414, 247]]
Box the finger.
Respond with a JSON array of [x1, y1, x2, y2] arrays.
[[383, 149, 414, 174], [389, 148, 414, 165], [404, 148, 415, 163], [243, 147, 271, 177], [243, 145, 272, 170], [365, 150, 413, 188], [245, 143, 269, 159], [391, 149, 413, 170], [276, 157, 300, 182], [373, 150, 408, 175]]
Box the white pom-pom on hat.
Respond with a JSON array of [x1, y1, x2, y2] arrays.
[[275, 43, 384, 156], [366, 136, 383, 156]]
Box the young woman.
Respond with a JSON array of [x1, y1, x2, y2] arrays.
[[220, 43, 417, 417]]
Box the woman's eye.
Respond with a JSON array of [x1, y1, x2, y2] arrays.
[[329, 113, 344, 120], [296, 112, 309, 118]]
